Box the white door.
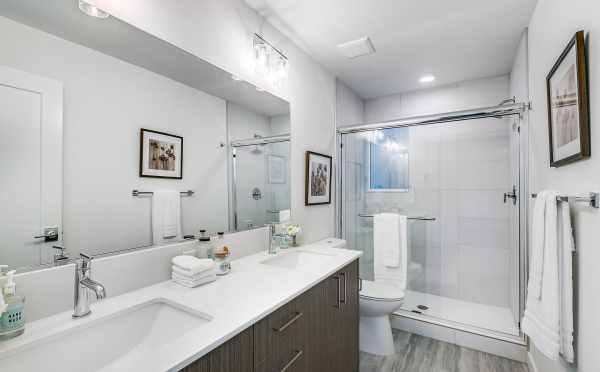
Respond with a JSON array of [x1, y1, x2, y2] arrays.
[[0, 66, 62, 269]]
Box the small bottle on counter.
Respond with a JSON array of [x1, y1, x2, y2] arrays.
[[214, 246, 231, 276], [198, 236, 215, 259]]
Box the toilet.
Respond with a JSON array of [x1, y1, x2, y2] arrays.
[[359, 279, 405, 355]]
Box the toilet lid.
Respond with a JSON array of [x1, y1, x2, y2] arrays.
[[360, 280, 405, 301]]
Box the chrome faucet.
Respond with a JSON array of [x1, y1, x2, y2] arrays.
[[266, 223, 278, 254], [73, 254, 106, 318]]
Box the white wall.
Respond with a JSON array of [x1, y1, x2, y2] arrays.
[[91, 0, 337, 244], [526, 0, 600, 371], [336, 78, 365, 127], [0, 16, 229, 260]]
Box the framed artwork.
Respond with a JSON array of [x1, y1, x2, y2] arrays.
[[139, 128, 183, 179], [546, 30, 590, 167], [268, 155, 286, 184], [305, 151, 332, 206]]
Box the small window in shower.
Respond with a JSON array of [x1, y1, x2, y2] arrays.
[[368, 127, 409, 192]]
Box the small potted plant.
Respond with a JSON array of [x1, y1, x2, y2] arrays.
[[286, 224, 302, 247]]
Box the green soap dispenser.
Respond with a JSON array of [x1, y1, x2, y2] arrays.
[[0, 270, 25, 340]]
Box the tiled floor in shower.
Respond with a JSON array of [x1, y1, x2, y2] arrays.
[[401, 290, 520, 336], [359, 330, 529, 372]]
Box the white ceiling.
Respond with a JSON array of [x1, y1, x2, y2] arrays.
[[246, 0, 538, 99]]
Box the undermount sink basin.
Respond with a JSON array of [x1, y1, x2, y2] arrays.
[[261, 249, 335, 270], [0, 298, 212, 372]]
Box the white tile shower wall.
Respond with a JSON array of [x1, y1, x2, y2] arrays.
[[16, 228, 269, 321], [356, 76, 513, 308], [0, 17, 229, 259]]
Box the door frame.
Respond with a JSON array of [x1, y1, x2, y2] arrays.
[[0, 66, 63, 266]]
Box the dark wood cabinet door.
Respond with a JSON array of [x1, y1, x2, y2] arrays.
[[340, 260, 359, 372], [180, 327, 253, 372]]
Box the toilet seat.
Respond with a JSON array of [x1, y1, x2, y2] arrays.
[[360, 280, 405, 302]]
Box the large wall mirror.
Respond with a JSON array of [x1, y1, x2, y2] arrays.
[[0, 0, 290, 271]]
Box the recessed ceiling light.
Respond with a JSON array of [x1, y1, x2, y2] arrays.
[[231, 75, 243, 82], [78, 0, 110, 19], [255, 86, 265, 92], [419, 75, 435, 83]]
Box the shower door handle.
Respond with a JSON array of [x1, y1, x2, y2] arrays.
[[503, 186, 517, 205]]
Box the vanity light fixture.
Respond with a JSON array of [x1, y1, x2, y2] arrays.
[[419, 75, 436, 83], [253, 33, 289, 88], [78, 0, 110, 19]]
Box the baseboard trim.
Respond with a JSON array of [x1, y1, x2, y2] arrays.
[[527, 352, 539, 372]]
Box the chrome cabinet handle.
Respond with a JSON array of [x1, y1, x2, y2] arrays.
[[359, 277, 363, 291], [333, 275, 341, 308], [340, 272, 347, 304], [274, 350, 303, 372], [273, 311, 303, 332]]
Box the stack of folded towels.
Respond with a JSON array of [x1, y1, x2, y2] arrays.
[[171, 255, 216, 288]]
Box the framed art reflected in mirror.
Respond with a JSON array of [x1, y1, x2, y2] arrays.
[[546, 30, 590, 167], [140, 128, 183, 179]]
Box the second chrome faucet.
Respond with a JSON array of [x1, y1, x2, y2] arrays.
[[73, 254, 106, 318]]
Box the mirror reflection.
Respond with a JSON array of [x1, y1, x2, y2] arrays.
[[0, 0, 290, 270]]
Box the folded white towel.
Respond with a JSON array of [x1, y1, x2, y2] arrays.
[[152, 190, 182, 245], [172, 265, 216, 279], [172, 273, 216, 288], [172, 256, 215, 275]]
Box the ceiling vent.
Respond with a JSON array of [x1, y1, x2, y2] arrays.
[[337, 37, 375, 59]]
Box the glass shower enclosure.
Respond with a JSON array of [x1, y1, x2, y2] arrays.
[[338, 105, 527, 341]]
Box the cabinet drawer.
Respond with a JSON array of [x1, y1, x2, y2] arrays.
[[254, 293, 309, 372]]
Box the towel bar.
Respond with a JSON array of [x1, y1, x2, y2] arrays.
[[132, 189, 194, 196], [531, 192, 599, 208], [358, 213, 436, 221]]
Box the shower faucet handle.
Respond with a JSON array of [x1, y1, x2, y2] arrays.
[[503, 186, 517, 205]]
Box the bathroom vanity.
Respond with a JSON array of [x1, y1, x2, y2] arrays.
[[0, 242, 361, 372], [182, 259, 359, 372]]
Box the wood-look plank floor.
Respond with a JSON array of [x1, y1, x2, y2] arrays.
[[359, 330, 529, 372]]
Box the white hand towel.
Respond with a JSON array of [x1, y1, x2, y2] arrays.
[[172, 273, 216, 288], [522, 190, 562, 361], [172, 256, 215, 275], [172, 265, 216, 279], [374, 213, 407, 268], [152, 190, 182, 245], [558, 201, 575, 363], [529, 190, 559, 299]]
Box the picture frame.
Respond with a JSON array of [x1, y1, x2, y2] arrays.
[[139, 128, 183, 179], [268, 155, 286, 184], [305, 151, 332, 206], [546, 30, 590, 167]]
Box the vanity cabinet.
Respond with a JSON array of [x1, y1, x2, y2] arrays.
[[179, 259, 359, 372]]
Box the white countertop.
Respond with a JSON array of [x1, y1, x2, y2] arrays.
[[0, 241, 361, 372]]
